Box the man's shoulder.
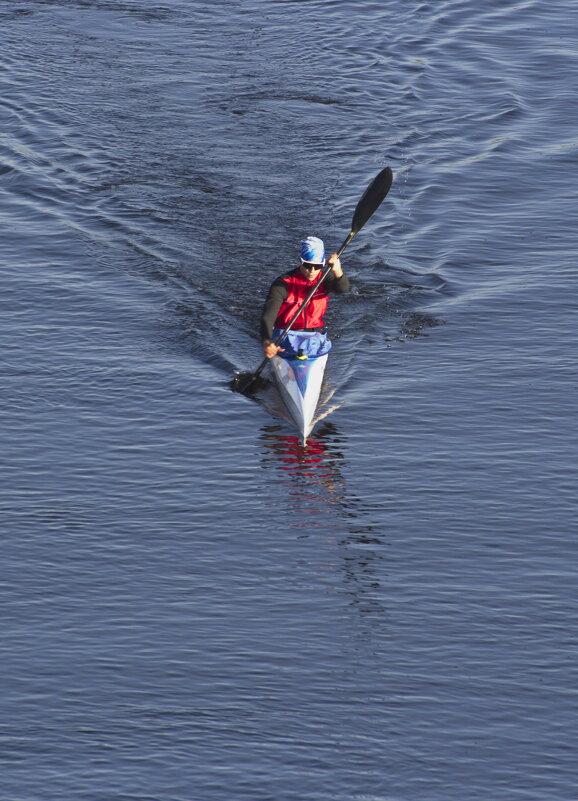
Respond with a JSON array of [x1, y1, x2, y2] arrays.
[[271, 269, 296, 286]]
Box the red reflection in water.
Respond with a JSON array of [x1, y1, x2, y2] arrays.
[[260, 425, 345, 516]]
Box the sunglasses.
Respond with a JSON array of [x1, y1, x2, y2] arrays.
[[301, 262, 322, 271]]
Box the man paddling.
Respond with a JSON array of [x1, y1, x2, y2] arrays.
[[260, 236, 349, 360]]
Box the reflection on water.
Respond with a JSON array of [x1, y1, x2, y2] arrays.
[[260, 422, 388, 629], [258, 421, 383, 535], [259, 422, 346, 512], [339, 530, 387, 622]]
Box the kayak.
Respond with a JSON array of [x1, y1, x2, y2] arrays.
[[269, 352, 328, 442]]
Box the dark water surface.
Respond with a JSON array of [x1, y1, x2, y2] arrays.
[[2, 1, 578, 799]]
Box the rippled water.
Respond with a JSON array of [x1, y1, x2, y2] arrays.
[[2, 1, 578, 799]]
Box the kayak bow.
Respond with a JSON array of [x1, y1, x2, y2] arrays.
[[269, 352, 328, 443]]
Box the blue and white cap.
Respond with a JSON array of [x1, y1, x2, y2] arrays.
[[300, 236, 325, 265]]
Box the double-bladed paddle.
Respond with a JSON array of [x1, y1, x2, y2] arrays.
[[232, 166, 393, 394]]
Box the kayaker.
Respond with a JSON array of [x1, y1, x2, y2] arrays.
[[260, 236, 349, 360]]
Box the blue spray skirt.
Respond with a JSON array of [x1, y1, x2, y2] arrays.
[[272, 328, 332, 360]]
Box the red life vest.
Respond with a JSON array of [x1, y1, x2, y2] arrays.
[[274, 269, 329, 330]]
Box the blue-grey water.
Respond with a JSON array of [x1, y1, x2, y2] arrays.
[[2, 1, 577, 799]]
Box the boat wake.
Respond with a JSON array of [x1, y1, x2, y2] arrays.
[[313, 401, 343, 428]]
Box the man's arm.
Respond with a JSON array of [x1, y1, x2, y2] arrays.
[[260, 277, 288, 357], [325, 273, 350, 293], [325, 254, 349, 293]]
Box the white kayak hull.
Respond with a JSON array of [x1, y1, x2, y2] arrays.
[[270, 353, 328, 442]]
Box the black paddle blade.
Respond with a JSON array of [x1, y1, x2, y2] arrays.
[[230, 371, 269, 395], [351, 166, 393, 235]]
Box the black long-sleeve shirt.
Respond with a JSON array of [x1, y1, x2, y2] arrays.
[[260, 270, 349, 341]]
